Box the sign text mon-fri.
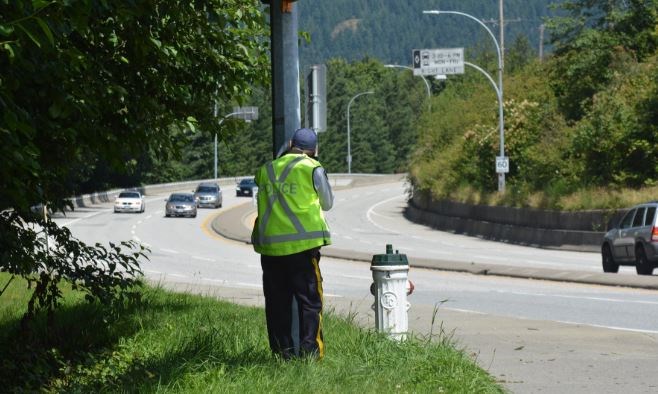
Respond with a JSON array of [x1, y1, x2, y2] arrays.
[[413, 48, 464, 76]]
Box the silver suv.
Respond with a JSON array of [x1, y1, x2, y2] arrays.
[[601, 202, 658, 275], [193, 182, 222, 208]]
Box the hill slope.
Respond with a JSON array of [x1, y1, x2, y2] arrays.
[[298, 0, 557, 68]]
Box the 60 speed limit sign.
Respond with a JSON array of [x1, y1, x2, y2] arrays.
[[495, 156, 509, 173]]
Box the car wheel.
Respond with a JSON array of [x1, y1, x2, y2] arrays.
[[165, 213, 170, 217], [635, 245, 654, 275], [602, 244, 619, 273]]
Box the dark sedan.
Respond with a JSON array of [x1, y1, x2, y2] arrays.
[[236, 178, 257, 197]]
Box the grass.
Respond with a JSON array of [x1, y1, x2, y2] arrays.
[[0, 273, 504, 393]]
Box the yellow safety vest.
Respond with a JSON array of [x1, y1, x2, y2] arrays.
[[251, 153, 331, 256]]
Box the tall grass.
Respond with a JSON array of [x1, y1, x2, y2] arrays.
[[0, 273, 503, 393]]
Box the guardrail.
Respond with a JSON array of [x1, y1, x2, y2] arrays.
[[69, 173, 407, 208]]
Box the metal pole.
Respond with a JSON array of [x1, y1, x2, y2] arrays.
[[423, 10, 506, 192], [384, 64, 432, 112], [346, 91, 374, 174], [213, 100, 218, 180], [270, 0, 301, 159]]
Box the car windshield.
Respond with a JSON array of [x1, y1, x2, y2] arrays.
[[169, 194, 193, 202], [118, 192, 140, 199], [197, 186, 218, 193], [240, 179, 255, 186]]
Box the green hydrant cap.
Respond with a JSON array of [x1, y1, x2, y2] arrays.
[[371, 244, 409, 266]]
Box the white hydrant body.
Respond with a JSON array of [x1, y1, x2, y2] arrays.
[[371, 244, 411, 341]]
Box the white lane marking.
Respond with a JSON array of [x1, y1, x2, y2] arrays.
[[192, 256, 215, 262], [168, 274, 187, 278], [161, 248, 180, 254], [146, 215, 152, 219], [203, 278, 228, 284], [495, 289, 658, 306], [365, 194, 406, 234], [131, 225, 137, 229], [555, 320, 658, 335], [143, 269, 162, 274], [343, 235, 353, 240], [473, 254, 508, 261], [137, 220, 143, 225], [59, 209, 112, 227], [444, 307, 487, 315], [340, 274, 372, 280], [141, 242, 152, 248], [155, 210, 163, 215], [132, 236, 141, 242], [446, 305, 658, 334]]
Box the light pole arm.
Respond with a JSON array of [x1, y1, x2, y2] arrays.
[[346, 91, 374, 174], [464, 61, 500, 99], [422, 10, 502, 71], [384, 64, 432, 111]]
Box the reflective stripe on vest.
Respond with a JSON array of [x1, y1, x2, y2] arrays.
[[255, 156, 331, 246], [252, 155, 331, 252]]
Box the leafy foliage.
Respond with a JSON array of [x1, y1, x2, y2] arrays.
[[409, 1, 658, 208], [0, 210, 145, 327], [0, 0, 269, 324]]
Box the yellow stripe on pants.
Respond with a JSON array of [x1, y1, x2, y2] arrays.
[[311, 256, 325, 359]]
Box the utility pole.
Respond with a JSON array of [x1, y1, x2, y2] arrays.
[[268, 0, 301, 159]]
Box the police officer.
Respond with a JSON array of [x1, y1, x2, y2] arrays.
[[252, 127, 333, 360]]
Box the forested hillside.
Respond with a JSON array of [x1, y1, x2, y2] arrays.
[[298, 0, 556, 68]]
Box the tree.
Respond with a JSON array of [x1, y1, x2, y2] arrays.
[[0, 0, 269, 323], [547, 0, 658, 120]]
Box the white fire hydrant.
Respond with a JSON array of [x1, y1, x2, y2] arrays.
[[370, 244, 413, 341]]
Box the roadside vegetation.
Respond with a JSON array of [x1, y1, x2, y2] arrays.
[[0, 273, 503, 393], [409, 1, 658, 210]]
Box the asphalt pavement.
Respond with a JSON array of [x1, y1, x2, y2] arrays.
[[212, 199, 658, 291]]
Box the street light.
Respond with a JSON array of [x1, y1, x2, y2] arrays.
[[423, 9, 506, 192], [346, 90, 374, 174], [213, 106, 258, 179], [384, 64, 432, 111]]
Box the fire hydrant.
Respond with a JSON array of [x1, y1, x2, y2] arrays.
[[370, 244, 413, 341]]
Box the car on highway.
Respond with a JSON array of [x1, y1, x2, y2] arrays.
[[601, 202, 658, 275], [165, 193, 197, 218], [193, 182, 222, 208], [236, 178, 257, 197], [113, 190, 145, 213]]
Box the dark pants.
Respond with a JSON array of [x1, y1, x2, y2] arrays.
[[261, 247, 324, 359]]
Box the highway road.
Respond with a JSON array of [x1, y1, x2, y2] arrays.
[[52, 179, 658, 393]]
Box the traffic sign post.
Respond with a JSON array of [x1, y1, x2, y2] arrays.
[[412, 48, 464, 76]]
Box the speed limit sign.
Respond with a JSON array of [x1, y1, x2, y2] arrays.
[[495, 156, 509, 173]]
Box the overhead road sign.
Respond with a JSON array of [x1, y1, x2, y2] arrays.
[[412, 48, 464, 76]]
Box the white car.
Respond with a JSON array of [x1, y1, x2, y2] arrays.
[[114, 191, 145, 213]]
